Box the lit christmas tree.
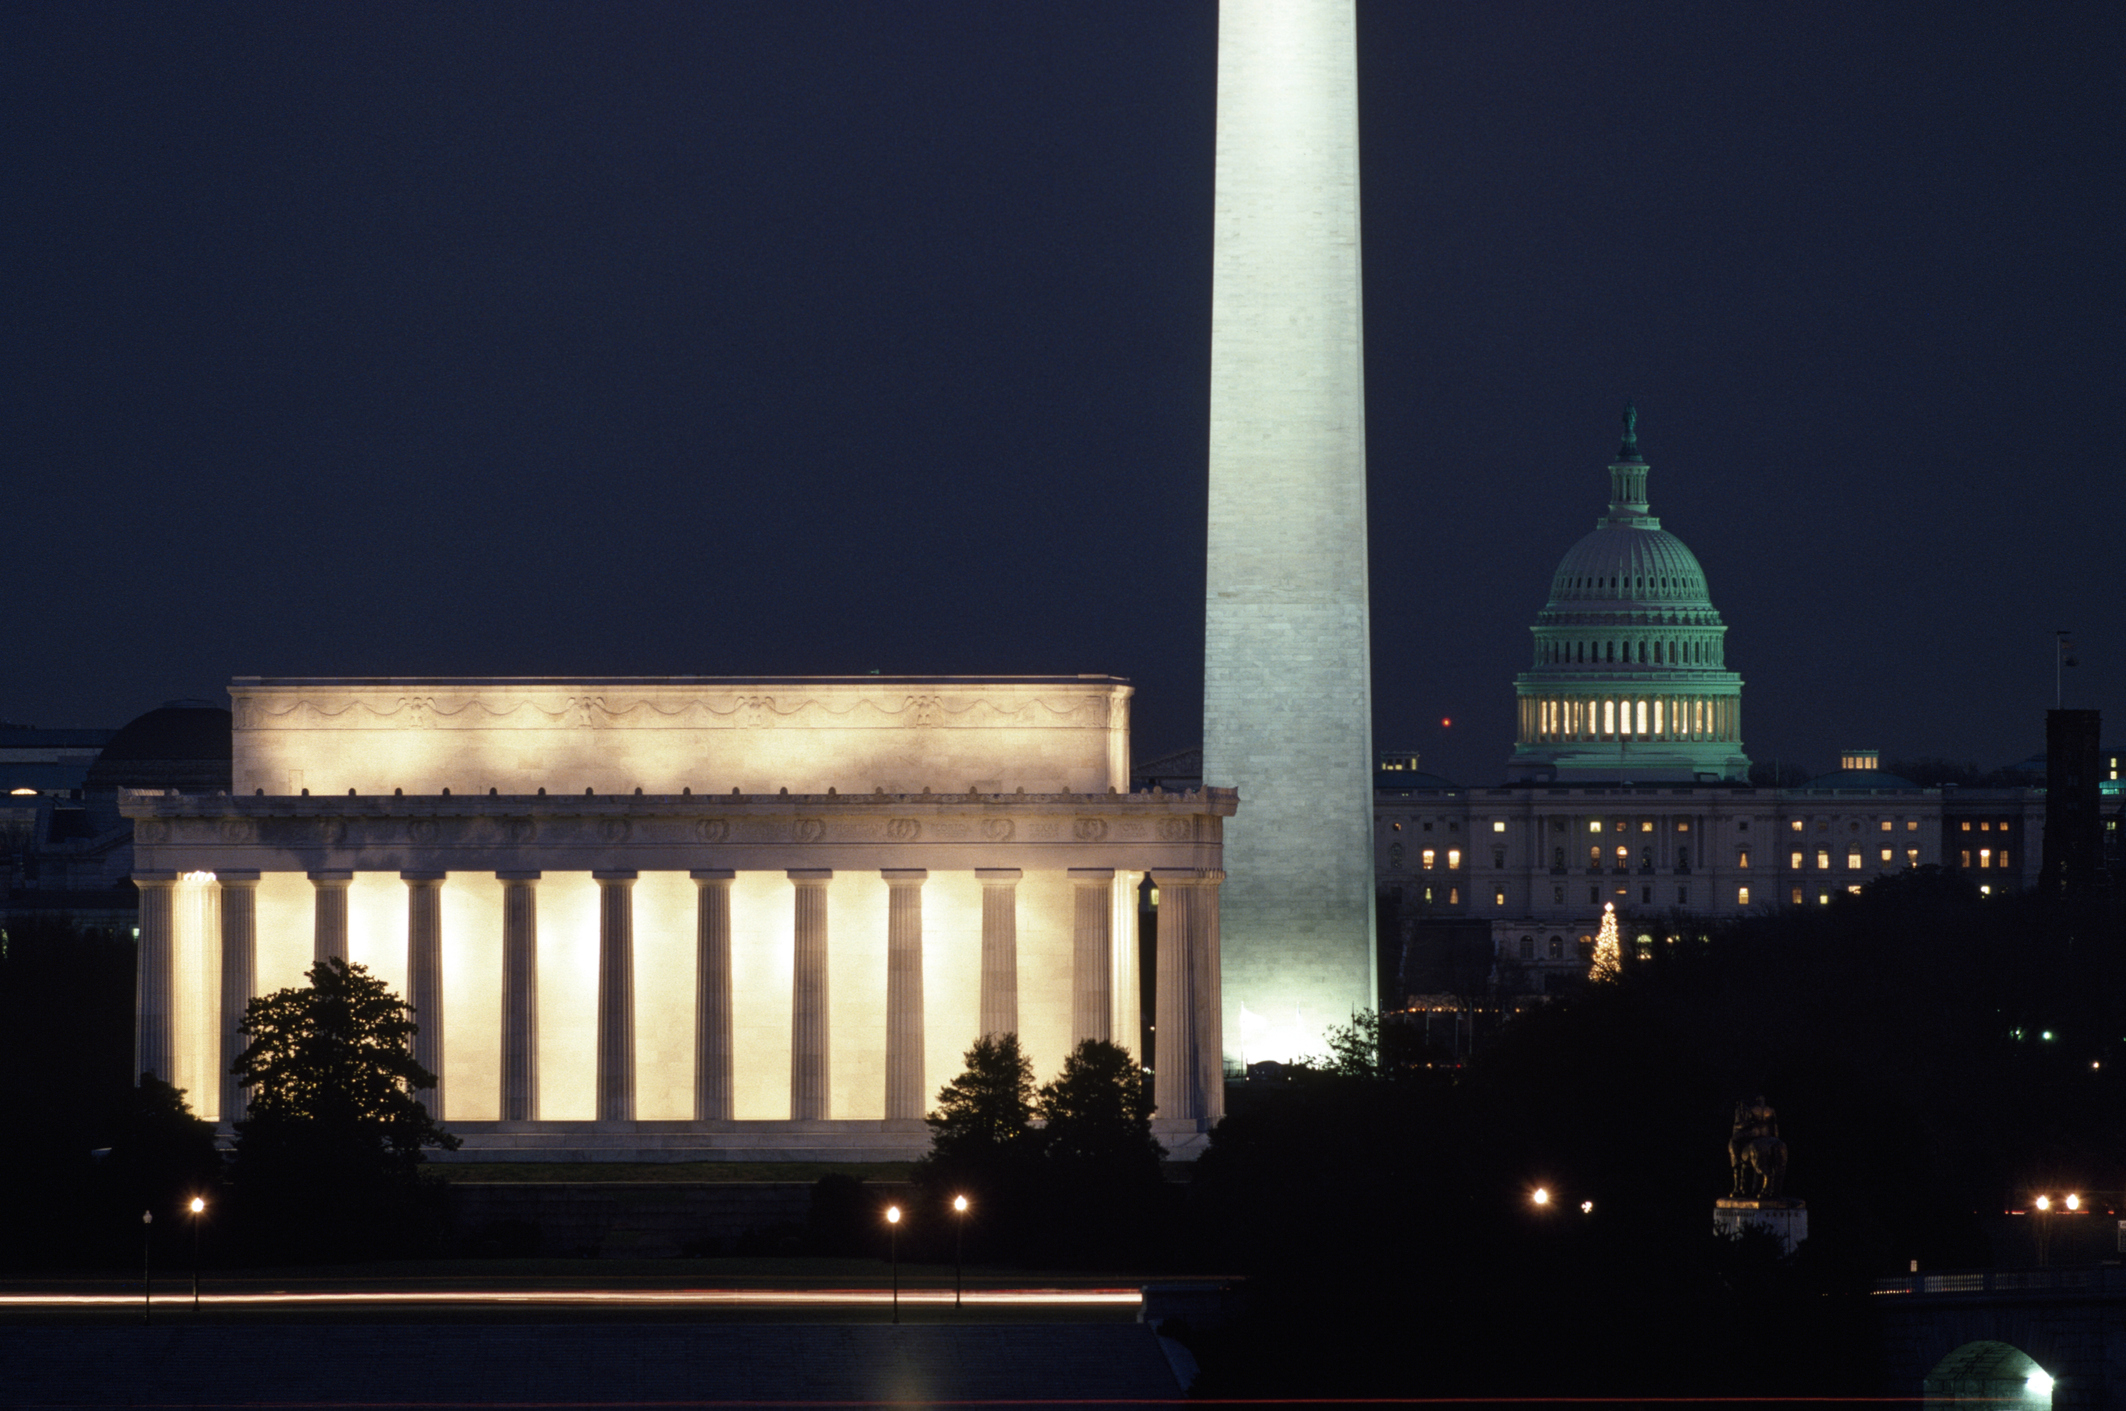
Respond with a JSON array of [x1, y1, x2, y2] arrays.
[[1589, 902, 1621, 983]]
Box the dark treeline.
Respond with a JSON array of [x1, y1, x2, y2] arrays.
[[1180, 869, 2126, 1398]]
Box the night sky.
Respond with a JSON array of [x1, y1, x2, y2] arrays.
[[7, 2, 2119, 785]]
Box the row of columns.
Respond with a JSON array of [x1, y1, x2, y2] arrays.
[[135, 865, 1219, 1125]]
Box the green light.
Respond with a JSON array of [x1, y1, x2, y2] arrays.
[[2042, 1031, 2055, 1042]]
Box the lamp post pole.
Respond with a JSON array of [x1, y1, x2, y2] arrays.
[[188, 1197, 205, 1313], [952, 1195, 968, 1310], [885, 1205, 901, 1325], [140, 1210, 153, 1326]]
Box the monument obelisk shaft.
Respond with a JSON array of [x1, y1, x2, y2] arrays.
[[1202, 0, 1376, 1065]]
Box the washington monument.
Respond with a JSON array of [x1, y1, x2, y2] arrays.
[[1203, 0, 1376, 1065]]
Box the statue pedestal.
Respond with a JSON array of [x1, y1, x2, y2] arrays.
[[1714, 1198, 1807, 1253]]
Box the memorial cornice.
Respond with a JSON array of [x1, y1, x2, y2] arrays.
[[120, 786, 1237, 873]]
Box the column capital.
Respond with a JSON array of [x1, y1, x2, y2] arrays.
[[880, 869, 929, 885], [400, 870, 447, 884], [1150, 868, 1226, 888], [215, 870, 262, 886], [690, 869, 737, 883], [308, 870, 354, 886], [592, 870, 639, 883], [787, 868, 833, 883], [132, 871, 180, 887], [975, 868, 1023, 884], [496, 870, 543, 883], [1068, 867, 1117, 884]]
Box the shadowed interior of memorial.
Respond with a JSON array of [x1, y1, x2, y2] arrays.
[[126, 677, 1232, 1160]]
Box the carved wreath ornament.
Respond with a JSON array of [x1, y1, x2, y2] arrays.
[[695, 818, 730, 844], [885, 818, 920, 842], [1072, 818, 1108, 842], [793, 818, 826, 843], [982, 818, 1014, 842]]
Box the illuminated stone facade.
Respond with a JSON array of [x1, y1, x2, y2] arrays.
[[125, 677, 1233, 1160], [1202, 0, 1378, 1068]]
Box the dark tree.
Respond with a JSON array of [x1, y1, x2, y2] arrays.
[[910, 1034, 1041, 1260], [1033, 1039, 1166, 1265], [230, 957, 456, 1260]]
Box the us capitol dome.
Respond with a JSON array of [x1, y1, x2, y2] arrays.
[[1507, 405, 1751, 784]]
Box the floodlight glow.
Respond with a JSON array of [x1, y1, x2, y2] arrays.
[[2027, 1367, 2053, 1396], [886, 1206, 900, 1225]]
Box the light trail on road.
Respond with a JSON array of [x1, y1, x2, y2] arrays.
[[0, 1288, 1139, 1310]]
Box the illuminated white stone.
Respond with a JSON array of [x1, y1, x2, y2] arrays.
[[1203, 0, 1377, 1066], [128, 676, 1234, 1160]]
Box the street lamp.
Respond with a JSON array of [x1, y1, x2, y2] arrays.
[[188, 1197, 206, 1312], [140, 1210, 153, 1326], [951, 1195, 969, 1310], [885, 1206, 901, 1325], [1531, 1187, 1550, 1207]]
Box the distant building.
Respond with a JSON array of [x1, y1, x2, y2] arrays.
[[0, 703, 228, 931]]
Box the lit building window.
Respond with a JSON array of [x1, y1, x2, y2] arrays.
[[1494, 887, 1507, 907], [1815, 849, 1830, 869], [1589, 820, 1603, 834], [1905, 849, 1918, 866], [1817, 891, 1830, 906], [1422, 849, 1436, 870], [1614, 845, 1629, 865], [1640, 819, 1654, 833], [1847, 885, 1862, 896], [1999, 850, 2011, 868], [1448, 888, 1460, 905], [1997, 819, 2011, 831], [1391, 822, 1402, 832], [1979, 821, 1991, 832], [1789, 851, 1804, 869], [1676, 820, 1690, 832], [1979, 884, 1992, 896], [1603, 699, 1616, 736], [1588, 845, 1601, 866], [1737, 849, 1750, 869], [1492, 820, 1506, 833], [1959, 850, 1971, 867], [1879, 820, 1892, 832], [1737, 886, 1750, 905], [1846, 849, 1862, 869], [1447, 849, 1461, 869], [1906, 820, 1918, 832], [1635, 700, 1648, 736], [1879, 848, 1892, 864], [1961, 821, 1972, 832], [1978, 849, 1991, 868], [1790, 887, 1803, 905], [1790, 820, 1804, 833]]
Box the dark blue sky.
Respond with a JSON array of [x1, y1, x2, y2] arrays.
[[6, 2, 2119, 783]]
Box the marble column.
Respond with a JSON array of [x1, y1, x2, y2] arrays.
[[1151, 872, 1199, 1121], [1069, 868, 1115, 1045], [217, 871, 260, 1122], [882, 869, 927, 1122], [691, 870, 735, 1122], [1195, 869, 1227, 1125], [402, 872, 445, 1117], [498, 871, 540, 1122], [594, 871, 636, 1123], [1151, 869, 1226, 1125], [788, 869, 832, 1121], [134, 872, 177, 1085], [975, 868, 1021, 1038], [310, 870, 352, 965]]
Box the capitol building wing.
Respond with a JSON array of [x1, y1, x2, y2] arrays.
[[123, 677, 1233, 1161]]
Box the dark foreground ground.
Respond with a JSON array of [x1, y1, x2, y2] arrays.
[[0, 1323, 1187, 1409]]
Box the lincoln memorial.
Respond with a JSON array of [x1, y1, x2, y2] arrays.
[[122, 677, 1233, 1160]]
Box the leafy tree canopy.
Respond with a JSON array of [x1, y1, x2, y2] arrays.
[[922, 1032, 1035, 1162], [234, 957, 457, 1176], [1037, 1038, 1162, 1173]]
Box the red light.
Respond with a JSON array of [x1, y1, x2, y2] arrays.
[[1440, 717, 1452, 729]]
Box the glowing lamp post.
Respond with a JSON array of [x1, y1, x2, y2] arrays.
[[951, 1195, 969, 1309], [1531, 1188, 1550, 1207], [140, 1210, 152, 1325], [885, 1205, 901, 1324], [188, 1197, 205, 1312]]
